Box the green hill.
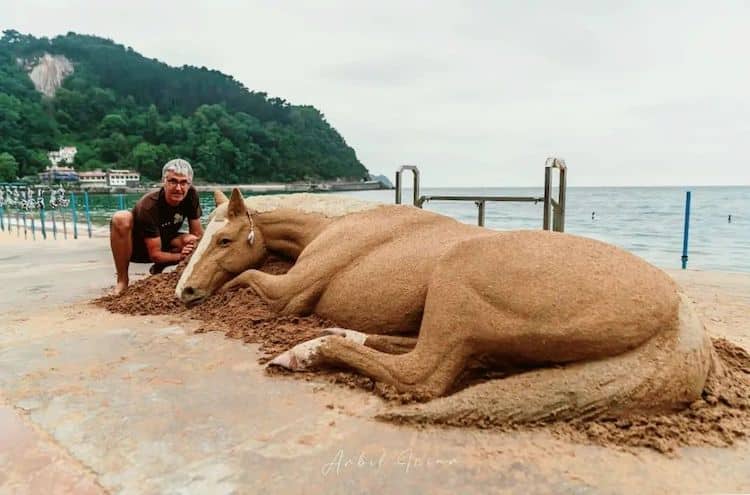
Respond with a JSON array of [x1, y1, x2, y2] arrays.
[[0, 29, 368, 183]]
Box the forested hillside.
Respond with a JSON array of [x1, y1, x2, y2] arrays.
[[0, 30, 368, 183]]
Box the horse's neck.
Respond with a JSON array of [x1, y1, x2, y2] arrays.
[[255, 208, 332, 259]]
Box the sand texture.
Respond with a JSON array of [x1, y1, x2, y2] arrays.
[[95, 259, 750, 454]]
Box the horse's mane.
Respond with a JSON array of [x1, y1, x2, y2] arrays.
[[208, 193, 382, 221]]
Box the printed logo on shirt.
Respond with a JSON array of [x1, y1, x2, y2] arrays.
[[173, 213, 183, 225]]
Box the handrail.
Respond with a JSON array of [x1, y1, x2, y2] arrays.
[[417, 195, 543, 205], [417, 195, 544, 227], [394, 165, 420, 206], [394, 157, 568, 232]]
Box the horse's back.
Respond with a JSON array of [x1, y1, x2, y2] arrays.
[[427, 230, 680, 361]]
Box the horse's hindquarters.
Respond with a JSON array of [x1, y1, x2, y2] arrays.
[[379, 295, 714, 425]]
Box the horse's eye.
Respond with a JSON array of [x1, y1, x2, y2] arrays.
[[219, 238, 232, 246]]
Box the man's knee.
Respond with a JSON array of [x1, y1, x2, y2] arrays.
[[110, 211, 133, 235]]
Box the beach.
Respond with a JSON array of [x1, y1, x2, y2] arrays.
[[1, 232, 750, 493]]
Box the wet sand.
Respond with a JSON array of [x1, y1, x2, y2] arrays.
[[2, 233, 750, 493]]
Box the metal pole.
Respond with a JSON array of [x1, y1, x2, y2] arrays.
[[0, 206, 4, 232], [681, 191, 691, 269], [31, 213, 35, 240], [412, 169, 420, 206], [22, 211, 27, 239], [16, 210, 20, 237], [476, 201, 486, 227], [71, 192, 78, 239], [84, 191, 92, 238], [62, 209, 67, 240], [40, 207, 46, 240], [395, 171, 402, 204], [51, 210, 57, 239], [542, 166, 552, 230], [118, 194, 125, 211], [554, 166, 567, 232]]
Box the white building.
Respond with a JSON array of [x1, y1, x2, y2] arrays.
[[78, 170, 107, 188], [107, 169, 140, 188], [48, 146, 77, 166], [37, 165, 78, 183]]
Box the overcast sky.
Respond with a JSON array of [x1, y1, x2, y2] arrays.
[[3, 0, 749, 186]]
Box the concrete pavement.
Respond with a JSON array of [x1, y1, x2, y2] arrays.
[[1, 236, 750, 494]]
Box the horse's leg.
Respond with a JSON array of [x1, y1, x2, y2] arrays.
[[222, 247, 366, 314], [320, 328, 417, 354], [380, 297, 716, 425], [220, 269, 286, 306], [364, 335, 417, 354], [270, 278, 481, 397], [271, 332, 470, 398], [220, 265, 329, 315]]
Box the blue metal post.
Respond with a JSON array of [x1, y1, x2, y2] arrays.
[[84, 191, 92, 238], [62, 209, 67, 240], [118, 194, 125, 210], [681, 191, 691, 269], [0, 207, 4, 231], [31, 213, 36, 240], [71, 192, 78, 239], [40, 207, 46, 239], [51, 210, 57, 240]]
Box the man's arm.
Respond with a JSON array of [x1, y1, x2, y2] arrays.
[[176, 219, 203, 251], [144, 236, 184, 264], [188, 218, 203, 238]]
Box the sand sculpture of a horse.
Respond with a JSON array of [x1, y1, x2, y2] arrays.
[[175, 189, 718, 425]]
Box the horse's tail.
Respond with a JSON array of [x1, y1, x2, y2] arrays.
[[377, 295, 720, 426]]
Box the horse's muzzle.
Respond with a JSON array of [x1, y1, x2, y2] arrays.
[[180, 286, 206, 307]]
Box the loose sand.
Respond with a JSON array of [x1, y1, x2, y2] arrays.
[[94, 259, 750, 454]]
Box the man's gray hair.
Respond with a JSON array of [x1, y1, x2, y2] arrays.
[[162, 158, 194, 180]]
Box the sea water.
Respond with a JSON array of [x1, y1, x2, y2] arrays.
[[329, 186, 749, 273]]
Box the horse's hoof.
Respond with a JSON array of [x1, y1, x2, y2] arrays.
[[319, 327, 368, 344], [268, 336, 329, 371]]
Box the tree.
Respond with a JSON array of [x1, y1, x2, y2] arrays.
[[128, 142, 170, 180], [98, 132, 130, 163], [99, 113, 128, 134], [0, 152, 19, 181]]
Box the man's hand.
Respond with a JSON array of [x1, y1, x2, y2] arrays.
[[183, 234, 199, 246], [180, 242, 196, 260]]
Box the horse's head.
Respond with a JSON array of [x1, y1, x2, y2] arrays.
[[176, 188, 267, 306]]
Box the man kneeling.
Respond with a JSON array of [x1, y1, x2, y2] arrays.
[[110, 159, 204, 295]]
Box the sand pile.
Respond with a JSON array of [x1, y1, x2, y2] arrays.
[[94, 264, 750, 454], [550, 338, 750, 453], [96, 257, 338, 361]]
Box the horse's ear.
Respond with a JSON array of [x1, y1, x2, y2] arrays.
[[227, 188, 247, 219], [214, 190, 228, 207]]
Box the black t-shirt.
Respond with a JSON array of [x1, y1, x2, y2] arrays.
[[131, 187, 202, 246]]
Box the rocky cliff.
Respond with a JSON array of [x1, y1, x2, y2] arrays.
[[26, 53, 73, 97]]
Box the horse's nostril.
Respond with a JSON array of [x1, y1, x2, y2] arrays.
[[184, 287, 195, 296]]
